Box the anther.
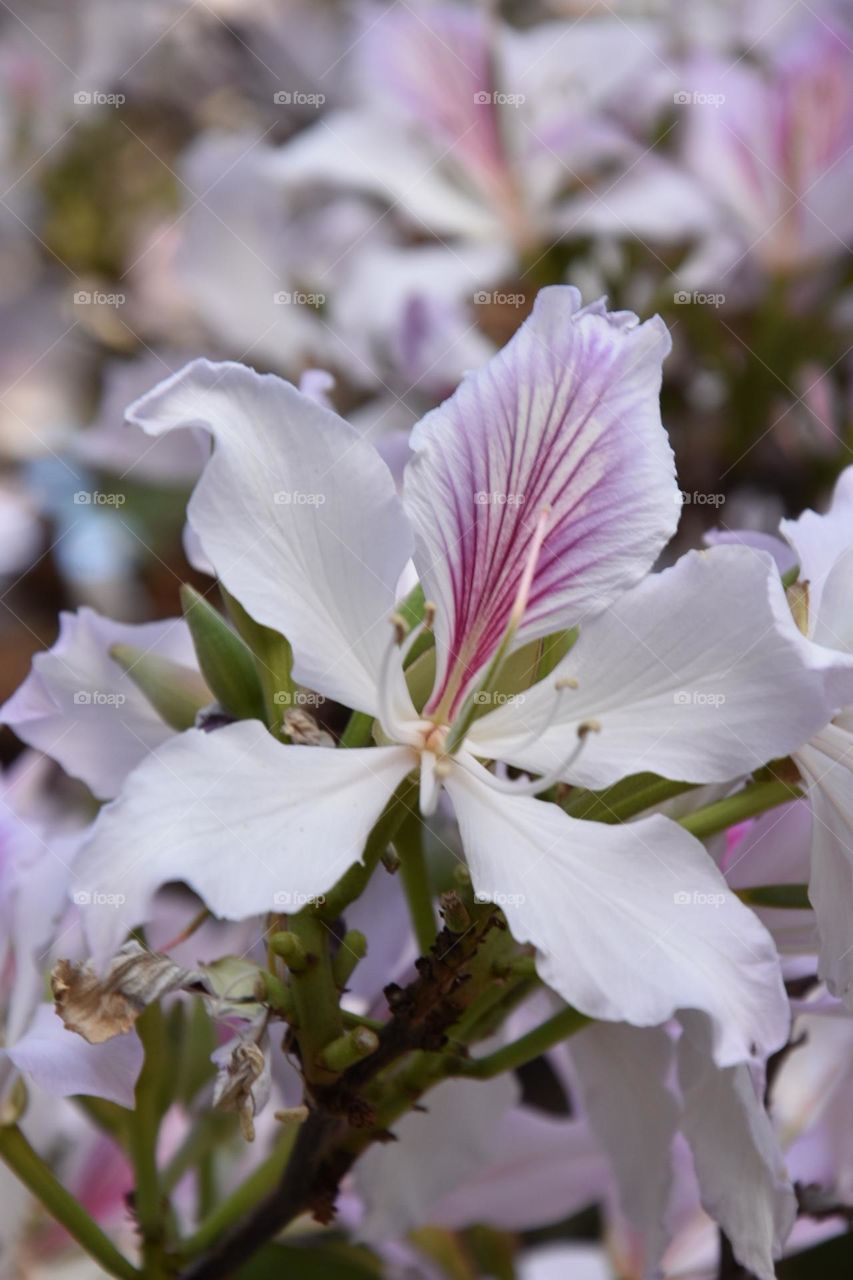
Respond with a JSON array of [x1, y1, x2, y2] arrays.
[[577, 719, 601, 738], [555, 676, 579, 690], [390, 612, 408, 645]]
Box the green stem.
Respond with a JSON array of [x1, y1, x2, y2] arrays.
[[287, 912, 344, 1084], [315, 776, 418, 921], [737, 883, 811, 909], [454, 1004, 591, 1079], [179, 1125, 300, 1258], [679, 778, 800, 843], [0, 1125, 139, 1279], [340, 710, 375, 747], [565, 774, 698, 823], [131, 1005, 170, 1278], [395, 814, 436, 953]]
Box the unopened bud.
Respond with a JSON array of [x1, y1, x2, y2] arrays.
[[269, 931, 308, 972], [318, 1025, 379, 1072]]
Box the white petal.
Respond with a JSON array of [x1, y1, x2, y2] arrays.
[[1, 609, 196, 800], [571, 1023, 678, 1271], [7, 1004, 143, 1108], [269, 110, 498, 241], [781, 466, 853, 638], [127, 359, 414, 715], [469, 546, 842, 789], [445, 757, 788, 1066], [723, 801, 817, 956], [678, 1013, 796, 1280], [796, 720, 853, 1006], [72, 720, 415, 964], [354, 1073, 517, 1244]]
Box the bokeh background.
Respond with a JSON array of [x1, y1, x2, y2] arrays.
[[0, 2, 851, 1271]]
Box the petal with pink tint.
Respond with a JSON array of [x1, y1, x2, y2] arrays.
[[1, 609, 196, 800], [7, 1004, 142, 1108], [404, 286, 677, 718]]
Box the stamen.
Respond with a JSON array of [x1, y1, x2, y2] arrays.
[[472, 718, 602, 797], [444, 507, 551, 756], [391, 612, 408, 646], [507, 674, 578, 756], [377, 615, 416, 742], [509, 505, 551, 628]]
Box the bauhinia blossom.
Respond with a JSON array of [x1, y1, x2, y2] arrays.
[[44, 287, 843, 1070]]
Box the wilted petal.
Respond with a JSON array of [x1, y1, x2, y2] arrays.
[[72, 720, 415, 965], [52, 941, 209, 1044], [445, 757, 788, 1066], [678, 1013, 796, 1280], [7, 1004, 142, 1108], [1, 609, 196, 800], [469, 546, 841, 789], [571, 1024, 678, 1271], [405, 286, 677, 718], [127, 360, 413, 715]]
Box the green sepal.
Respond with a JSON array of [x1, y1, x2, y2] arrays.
[[180, 585, 265, 721], [109, 644, 210, 731]]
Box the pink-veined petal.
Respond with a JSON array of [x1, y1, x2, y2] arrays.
[[403, 286, 677, 719], [444, 756, 788, 1066], [468, 546, 842, 789], [72, 720, 415, 965], [127, 360, 413, 715]]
